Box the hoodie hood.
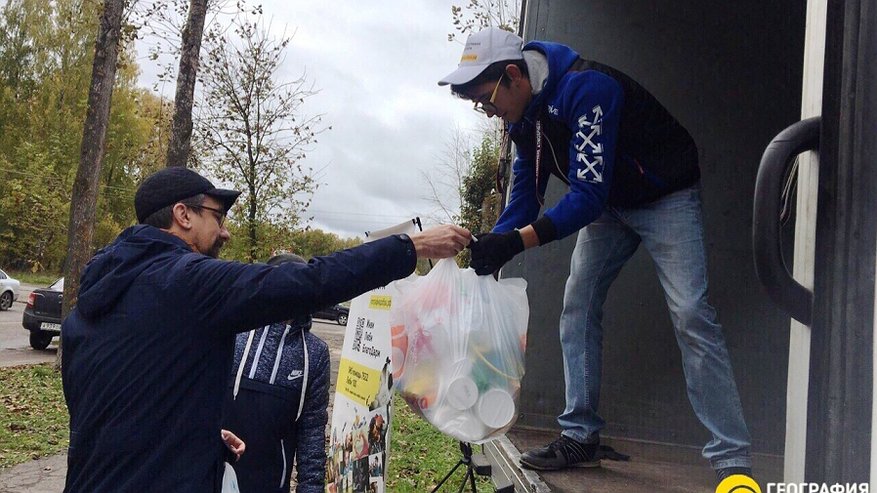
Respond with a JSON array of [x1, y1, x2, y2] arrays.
[[76, 225, 192, 319], [520, 40, 580, 119]]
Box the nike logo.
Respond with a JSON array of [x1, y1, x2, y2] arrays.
[[287, 370, 303, 381]]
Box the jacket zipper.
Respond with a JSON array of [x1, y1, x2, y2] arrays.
[[280, 438, 287, 489]]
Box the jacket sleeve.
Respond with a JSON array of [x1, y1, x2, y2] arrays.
[[539, 70, 624, 240], [293, 340, 330, 493], [169, 234, 417, 334]]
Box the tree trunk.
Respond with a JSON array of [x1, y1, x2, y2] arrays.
[[166, 0, 208, 168], [60, 0, 126, 367], [248, 218, 257, 263], [248, 189, 257, 263]]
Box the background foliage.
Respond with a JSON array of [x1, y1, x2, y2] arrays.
[[0, 0, 168, 272], [0, 0, 354, 273]]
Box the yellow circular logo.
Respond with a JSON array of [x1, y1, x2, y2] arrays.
[[715, 474, 762, 493]]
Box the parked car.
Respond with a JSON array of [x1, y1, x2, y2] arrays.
[[22, 277, 63, 350], [312, 303, 349, 326], [0, 268, 20, 311]]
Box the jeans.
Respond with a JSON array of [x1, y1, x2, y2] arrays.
[[556, 185, 752, 469]]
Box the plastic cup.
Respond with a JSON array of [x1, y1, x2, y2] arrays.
[[445, 376, 478, 411], [456, 412, 491, 441], [476, 388, 516, 429], [434, 407, 491, 442]]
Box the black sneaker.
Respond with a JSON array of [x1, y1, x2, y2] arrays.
[[520, 435, 600, 471], [716, 466, 753, 482]]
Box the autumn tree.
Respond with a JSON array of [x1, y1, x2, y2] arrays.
[[198, 15, 326, 263], [0, 0, 172, 273], [460, 133, 503, 235], [130, 0, 258, 168], [220, 221, 360, 264], [289, 228, 361, 259], [0, 0, 96, 272], [53, 0, 126, 367]]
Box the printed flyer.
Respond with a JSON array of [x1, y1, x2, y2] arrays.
[[325, 219, 418, 493]]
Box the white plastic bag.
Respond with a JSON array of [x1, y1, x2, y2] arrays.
[[391, 259, 529, 443], [221, 462, 240, 493]]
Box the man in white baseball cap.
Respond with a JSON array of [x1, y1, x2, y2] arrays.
[[439, 27, 754, 485]]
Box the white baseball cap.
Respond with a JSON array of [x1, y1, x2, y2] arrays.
[[438, 27, 524, 86]]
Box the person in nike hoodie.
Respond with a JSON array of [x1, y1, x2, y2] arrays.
[[438, 28, 752, 482], [223, 253, 330, 493], [60, 167, 470, 493]]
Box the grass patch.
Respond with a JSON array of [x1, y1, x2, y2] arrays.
[[5, 270, 59, 287], [0, 368, 493, 492], [387, 394, 492, 492], [0, 364, 68, 468]]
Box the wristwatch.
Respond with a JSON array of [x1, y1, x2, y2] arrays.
[[397, 233, 416, 259]]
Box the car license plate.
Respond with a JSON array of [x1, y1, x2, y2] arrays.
[[40, 322, 61, 331]]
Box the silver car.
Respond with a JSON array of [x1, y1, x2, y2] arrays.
[[0, 268, 20, 311]]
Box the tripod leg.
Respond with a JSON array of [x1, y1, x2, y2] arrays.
[[457, 466, 474, 493], [431, 460, 465, 493], [468, 463, 478, 492]]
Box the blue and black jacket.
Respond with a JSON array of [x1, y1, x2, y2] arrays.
[[61, 225, 416, 493], [494, 41, 700, 242], [223, 319, 329, 493]]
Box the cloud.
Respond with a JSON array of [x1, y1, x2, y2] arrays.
[[137, 0, 485, 238], [263, 0, 484, 237]]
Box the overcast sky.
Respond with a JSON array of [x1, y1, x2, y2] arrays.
[[137, 0, 484, 238]]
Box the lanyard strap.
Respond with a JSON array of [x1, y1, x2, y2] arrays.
[[534, 120, 545, 207]]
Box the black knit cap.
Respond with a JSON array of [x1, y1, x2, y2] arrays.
[[134, 167, 241, 223]]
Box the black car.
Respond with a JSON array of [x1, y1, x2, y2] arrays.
[[312, 303, 349, 326], [22, 277, 63, 350]]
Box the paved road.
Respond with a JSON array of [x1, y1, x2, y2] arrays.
[[0, 319, 346, 492]]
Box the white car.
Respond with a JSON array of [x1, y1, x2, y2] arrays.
[[0, 268, 20, 311]]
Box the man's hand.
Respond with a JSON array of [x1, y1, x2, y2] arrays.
[[410, 225, 471, 259], [221, 429, 245, 462], [469, 230, 525, 275]]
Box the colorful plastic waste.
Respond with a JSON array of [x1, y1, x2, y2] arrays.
[[391, 259, 529, 443]]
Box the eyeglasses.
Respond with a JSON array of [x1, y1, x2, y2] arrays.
[[189, 204, 227, 228], [473, 74, 504, 114]]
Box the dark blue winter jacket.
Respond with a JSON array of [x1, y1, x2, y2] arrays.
[[223, 319, 329, 493], [61, 225, 415, 492], [494, 41, 699, 242]]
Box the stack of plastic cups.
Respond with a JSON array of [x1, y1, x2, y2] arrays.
[[473, 346, 518, 436], [431, 350, 519, 442], [434, 359, 492, 441]]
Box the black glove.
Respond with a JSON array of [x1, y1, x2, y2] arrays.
[[468, 230, 525, 275]]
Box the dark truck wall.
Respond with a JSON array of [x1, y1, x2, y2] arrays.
[[506, 0, 805, 458]]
